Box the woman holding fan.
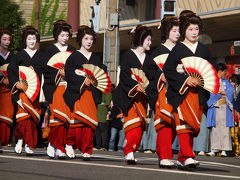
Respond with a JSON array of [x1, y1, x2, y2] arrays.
[[42, 20, 75, 159], [7, 26, 43, 155], [146, 17, 180, 168], [63, 25, 110, 160], [0, 27, 15, 152], [163, 11, 217, 169], [115, 25, 152, 164]]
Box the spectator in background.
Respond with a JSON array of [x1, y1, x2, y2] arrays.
[[193, 105, 210, 156], [206, 63, 235, 157], [94, 92, 112, 151]]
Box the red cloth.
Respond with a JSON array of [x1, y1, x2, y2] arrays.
[[124, 126, 142, 155], [177, 133, 195, 162], [156, 126, 176, 159], [15, 119, 38, 148], [48, 125, 67, 152], [0, 122, 10, 146], [66, 126, 94, 154]]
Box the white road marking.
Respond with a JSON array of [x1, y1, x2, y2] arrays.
[[0, 155, 239, 179]]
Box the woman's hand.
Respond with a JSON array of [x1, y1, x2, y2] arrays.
[[186, 77, 198, 87], [136, 84, 145, 93], [16, 81, 27, 91], [161, 74, 166, 83], [85, 77, 94, 86], [2, 78, 9, 86], [219, 91, 226, 98], [59, 69, 65, 77]]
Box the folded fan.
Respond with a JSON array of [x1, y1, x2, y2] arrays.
[[181, 56, 220, 95], [0, 63, 9, 77], [47, 51, 72, 69], [75, 64, 111, 94], [130, 68, 149, 90], [19, 66, 40, 102], [153, 54, 169, 70]]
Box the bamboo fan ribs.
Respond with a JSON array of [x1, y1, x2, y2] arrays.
[[181, 56, 220, 95]]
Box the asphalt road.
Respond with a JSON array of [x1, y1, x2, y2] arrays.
[[0, 147, 239, 180]]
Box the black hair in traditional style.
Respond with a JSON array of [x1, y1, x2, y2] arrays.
[[216, 63, 227, 72], [179, 10, 203, 40], [160, 16, 179, 43], [130, 25, 152, 49], [21, 26, 40, 46], [76, 25, 96, 47], [0, 27, 13, 44], [53, 20, 73, 41]]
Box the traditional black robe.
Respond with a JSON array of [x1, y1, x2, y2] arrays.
[[42, 44, 76, 103], [0, 51, 14, 82], [114, 49, 152, 116], [7, 50, 43, 103], [63, 51, 105, 110], [146, 45, 170, 110], [163, 42, 216, 109]]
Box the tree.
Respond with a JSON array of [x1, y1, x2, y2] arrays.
[[0, 0, 25, 51], [31, 0, 68, 36]]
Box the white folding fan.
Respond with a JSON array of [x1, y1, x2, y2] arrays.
[[153, 54, 169, 70], [78, 64, 112, 94], [47, 51, 72, 69], [0, 63, 9, 77], [181, 56, 220, 95], [130, 68, 149, 90], [19, 66, 40, 102]]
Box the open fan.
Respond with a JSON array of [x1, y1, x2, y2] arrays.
[[47, 51, 72, 69], [130, 68, 149, 90], [0, 63, 9, 77], [181, 56, 220, 95], [19, 66, 40, 102], [76, 64, 111, 94], [153, 54, 169, 70]]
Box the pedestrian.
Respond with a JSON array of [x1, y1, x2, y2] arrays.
[[42, 20, 75, 159], [114, 25, 152, 164], [146, 16, 180, 167], [206, 63, 234, 157], [0, 27, 15, 152], [163, 10, 216, 169], [7, 26, 43, 155]]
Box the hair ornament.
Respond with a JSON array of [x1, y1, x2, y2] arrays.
[[130, 27, 136, 34], [157, 23, 161, 29]]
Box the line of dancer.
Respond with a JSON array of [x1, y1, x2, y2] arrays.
[[0, 10, 221, 171]]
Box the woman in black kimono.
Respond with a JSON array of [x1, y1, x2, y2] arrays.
[[115, 25, 152, 164], [163, 11, 216, 169], [146, 17, 180, 168], [7, 26, 43, 155], [0, 27, 15, 152], [42, 20, 75, 159], [63, 25, 106, 161]]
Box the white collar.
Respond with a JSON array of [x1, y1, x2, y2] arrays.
[[24, 49, 37, 58], [78, 50, 92, 60], [54, 43, 68, 52], [0, 51, 10, 60], [131, 49, 145, 65], [181, 41, 198, 54]]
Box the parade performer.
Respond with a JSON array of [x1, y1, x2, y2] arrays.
[[146, 17, 180, 168], [64, 25, 108, 161], [0, 27, 15, 152], [7, 26, 43, 155], [115, 25, 152, 164], [42, 20, 75, 159], [163, 11, 216, 169]]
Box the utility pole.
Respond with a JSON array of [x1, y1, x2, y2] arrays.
[[103, 0, 119, 84]]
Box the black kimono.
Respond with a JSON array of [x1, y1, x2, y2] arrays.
[[63, 51, 104, 110], [42, 44, 76, 103], [114, 49, 152, 116], [146, 45, 170, 110], [7, 50, 43, 103], [163, 42, 216, 109], [0, 51, 14, 82]]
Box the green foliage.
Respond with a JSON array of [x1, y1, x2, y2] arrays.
[[31, 0, 68, 36], [0, 0, 25, 51]]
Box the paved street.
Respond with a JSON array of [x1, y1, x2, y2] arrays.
[[0, 147, 239, 180]]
